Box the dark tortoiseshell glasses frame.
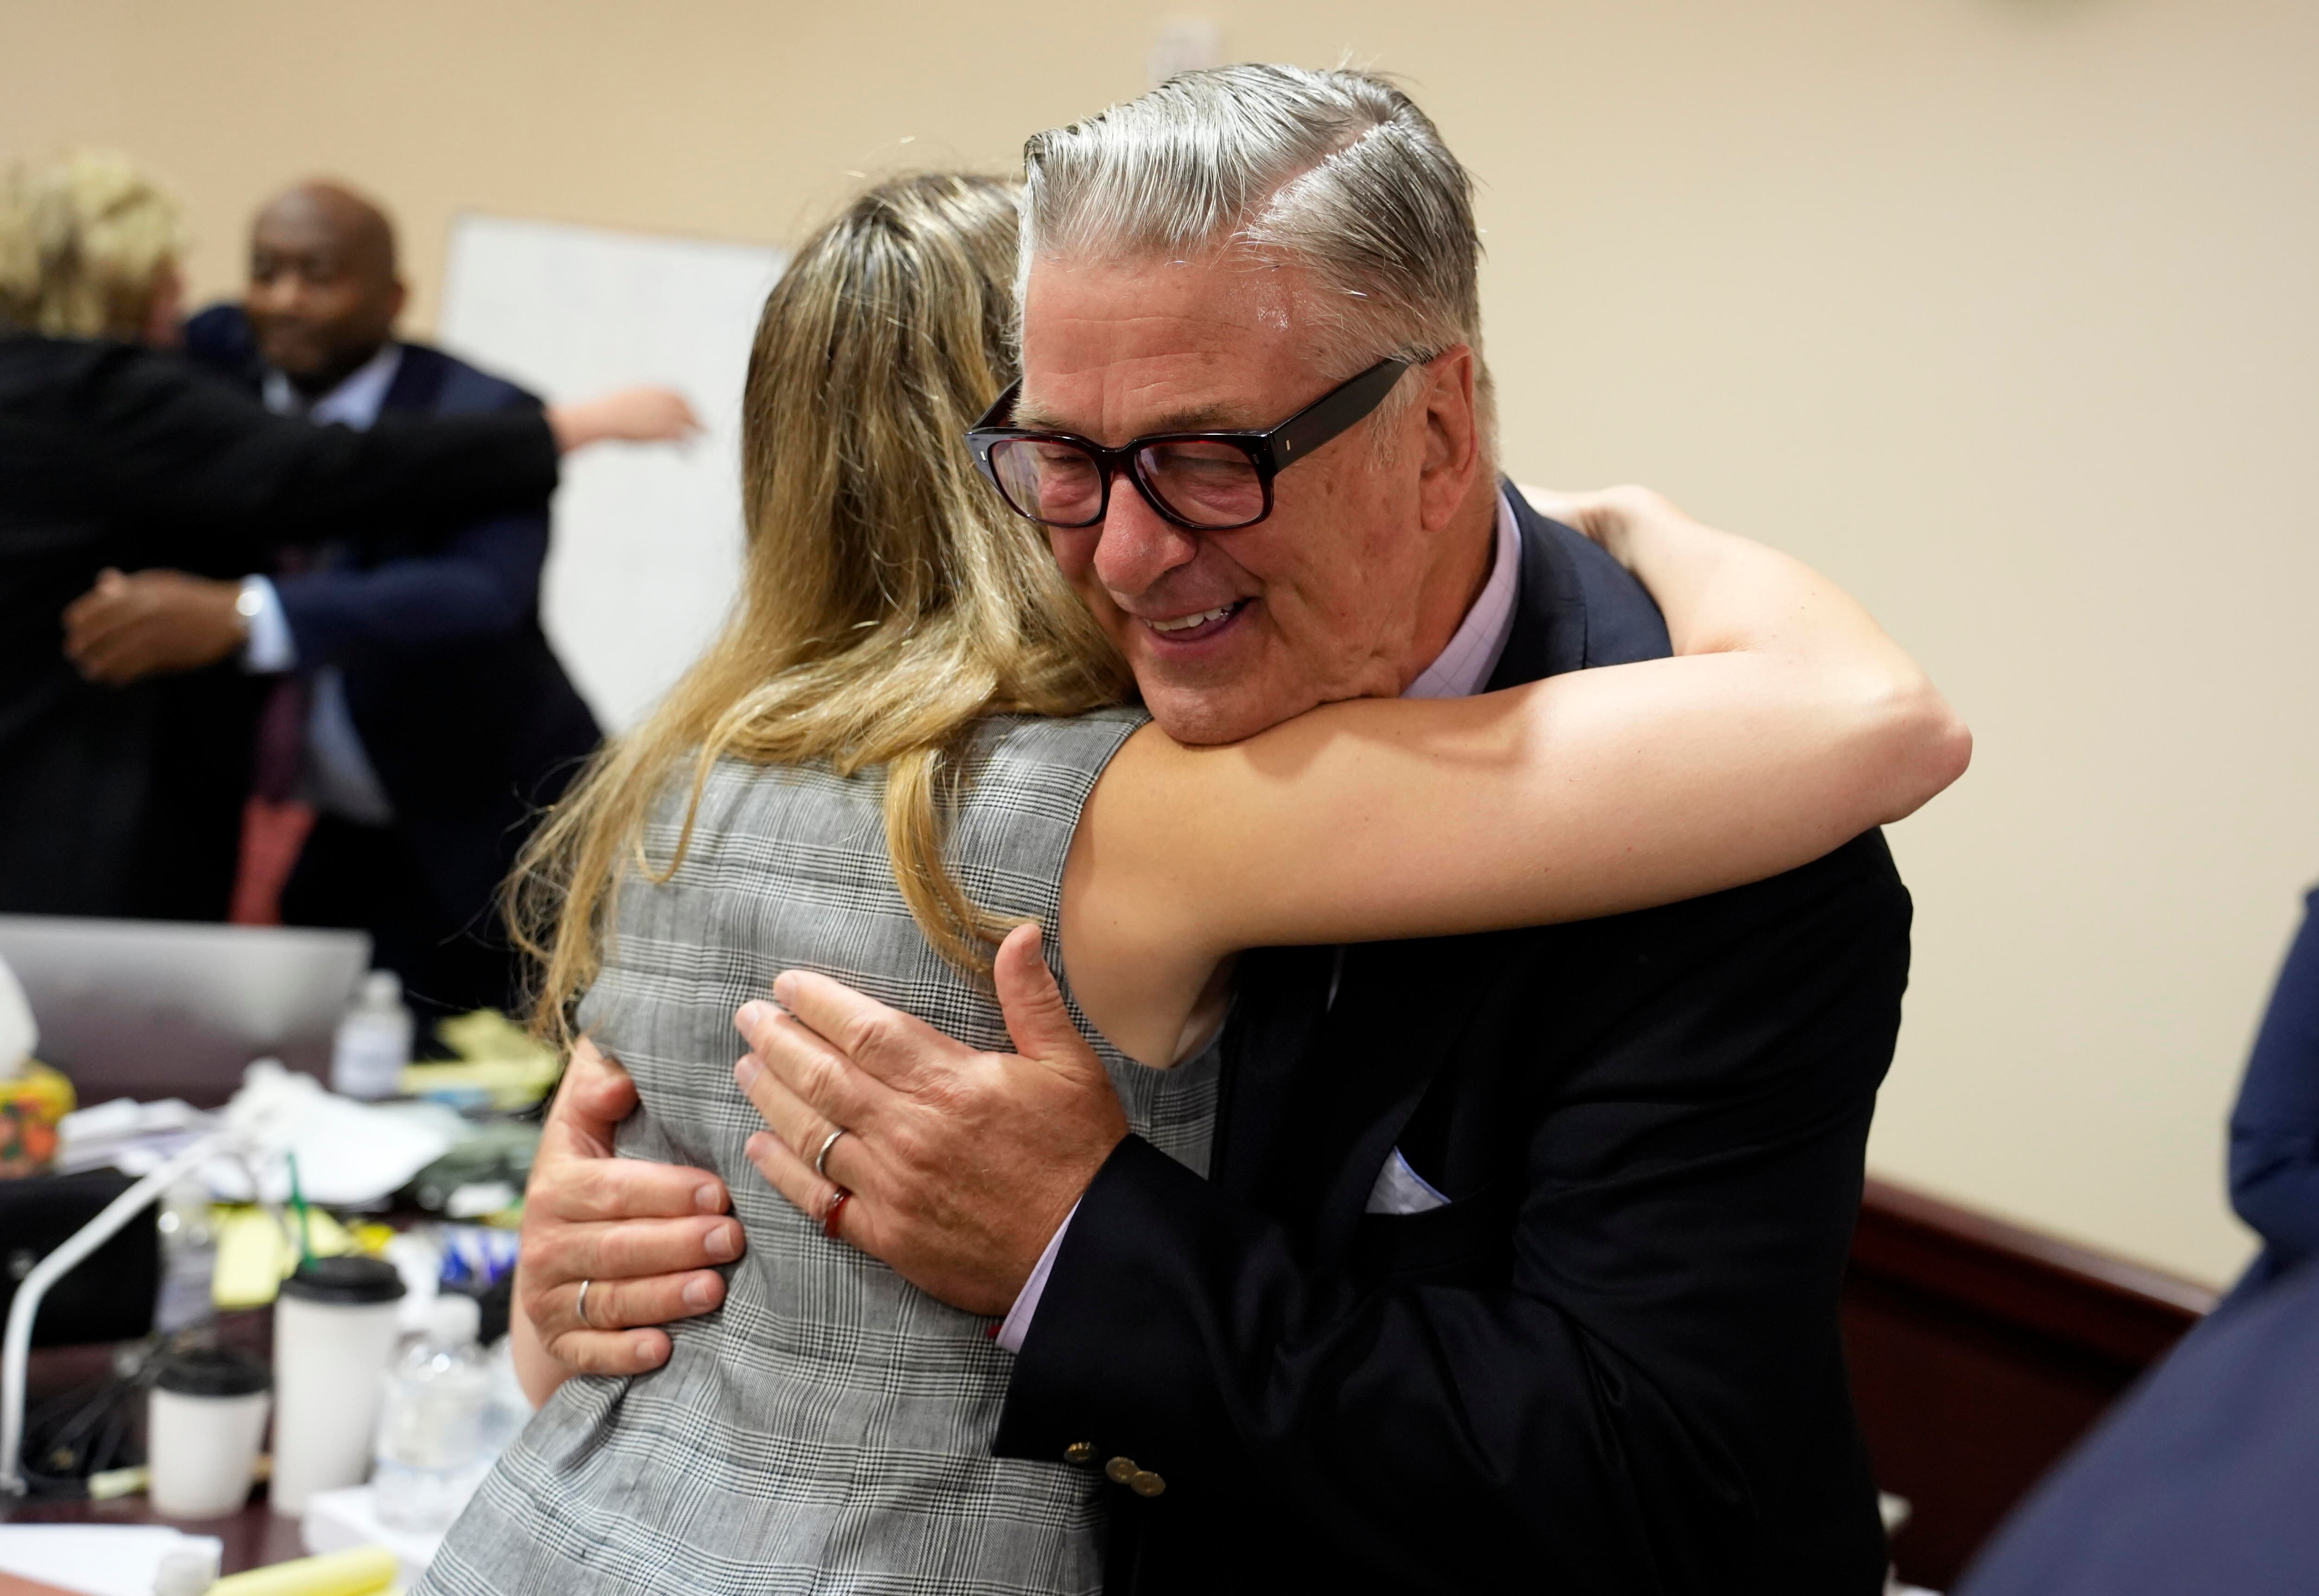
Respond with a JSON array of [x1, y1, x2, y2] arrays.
[[965, 357, 1414, 532]]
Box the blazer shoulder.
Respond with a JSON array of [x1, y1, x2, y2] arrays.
[[2, 333, 252, 426], [393, 341, 539, 415], [0, 331, 103, 398], [1666, 826, 1910, 954], [1491, 483, 1672, 685], [180, 303, 262, 387]]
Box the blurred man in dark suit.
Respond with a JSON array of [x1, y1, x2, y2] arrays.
[[64, 181, 601, 1030], [1958, 1257, 2319, 1596]]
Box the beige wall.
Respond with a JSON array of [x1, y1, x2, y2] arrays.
[[10, 0, 2317, 1285]]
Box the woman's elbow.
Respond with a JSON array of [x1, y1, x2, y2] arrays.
[[1874, 680, 1972, 823]]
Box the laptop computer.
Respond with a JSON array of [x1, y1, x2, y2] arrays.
[[0, 915, 370, 1109]]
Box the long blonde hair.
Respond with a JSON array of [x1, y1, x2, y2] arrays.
[[0, 150, 185, 338], [513, 173, 1132, 1043]]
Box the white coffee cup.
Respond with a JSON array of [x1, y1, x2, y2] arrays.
[[269, 1256, 406, 1516], [147, 1347, 271, 1519]]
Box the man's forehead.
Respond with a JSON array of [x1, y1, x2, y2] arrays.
[[1017, 251, 1323, 434], [250, 188, 393, 272], [250, 209, 360, 269], [1011, 372, 1259, 435], [250, 222, 340, 258]]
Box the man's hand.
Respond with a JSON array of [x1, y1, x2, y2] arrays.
[[513, 1038, 743, 1396], [733, 924, 1127, 1317], [62, 569, 247, 685]]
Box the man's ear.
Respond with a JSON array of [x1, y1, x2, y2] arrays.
[[385, 278, 408, 331], [1416, 346, 1482, 532]]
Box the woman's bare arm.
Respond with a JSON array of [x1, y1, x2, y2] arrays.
[[509, 1290, 570, 1408], [1062, 488, 1971, 1066]]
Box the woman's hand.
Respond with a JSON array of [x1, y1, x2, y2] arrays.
[[1523, 480, 1970, 819], [545, 385, 702, 453], [510, 1037, 741, 1406], [1516, 483, 1671, 575]]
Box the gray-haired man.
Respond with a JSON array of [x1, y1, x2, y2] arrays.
[[519, 66, 1907, 1593]]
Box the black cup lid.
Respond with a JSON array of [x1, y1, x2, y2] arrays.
[[154, 1346, 270, 1397], [278, 1255, 406, 1305]]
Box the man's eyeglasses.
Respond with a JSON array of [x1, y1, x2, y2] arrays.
[[965, 358, 1413, 533]]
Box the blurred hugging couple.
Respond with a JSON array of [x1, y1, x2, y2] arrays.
[[436, 65, 1969, 1596]]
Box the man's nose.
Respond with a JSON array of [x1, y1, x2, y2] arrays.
[[1091, 482, 1201, 600], [249, 277, 306, 316]]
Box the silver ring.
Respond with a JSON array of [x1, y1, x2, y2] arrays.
[[813, 1127, 849, 1181], [576, 1277, 594, 1330]]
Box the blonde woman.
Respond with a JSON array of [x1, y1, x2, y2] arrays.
[[425, 171, 1963, 1594], [0, 151, 692, 916]]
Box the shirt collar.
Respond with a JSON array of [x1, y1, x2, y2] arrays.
[[262, 341, 404, 432], [1402, 489, 1523, 701]]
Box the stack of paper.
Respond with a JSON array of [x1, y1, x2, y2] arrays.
[[0, 1526, 222, 1596], [53, 1098, 215, 1177]]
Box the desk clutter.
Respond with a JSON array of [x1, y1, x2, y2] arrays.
[[0, 936, 552, 1595], [0, 1532, 400, 1596]]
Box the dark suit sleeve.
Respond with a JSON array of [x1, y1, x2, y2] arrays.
[[262, 356, 554, 668], [2229, 888, 2319, 1268], [998, 840, 1907, 1593], [72, 342, 556, 558], [269, 510, 545, 669]]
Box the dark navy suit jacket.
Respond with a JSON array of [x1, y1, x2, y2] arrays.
[[184, 306, 600, 931], [2225, 887, 2319, 1297], [1959, 1255, 2319, 1596], [999, 489, 1906, 1595], [1959, 889, 2319, 1592]]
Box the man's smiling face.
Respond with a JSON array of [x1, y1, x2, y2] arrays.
[[1018, 249, 1482, 746]]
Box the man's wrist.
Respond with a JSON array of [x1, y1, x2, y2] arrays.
[[236, 576, 295, 672]]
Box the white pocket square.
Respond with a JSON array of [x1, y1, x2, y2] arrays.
[[1365, 1146, 1451, 1215]]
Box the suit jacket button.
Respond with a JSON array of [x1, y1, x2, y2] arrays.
[[1128, 1470, 1166, 1498], [1104, 1456, 1139, 1484], [1063, 1442, 1096, 1466]]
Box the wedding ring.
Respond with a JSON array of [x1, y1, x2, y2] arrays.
[[576, 1277, 595, 1329], [822, 1187, 852, 1241], [813, 1127, 849, 1181]]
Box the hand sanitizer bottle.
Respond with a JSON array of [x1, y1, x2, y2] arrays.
[[373, 1293, 491, 1531], [331, 970, 412, 1100]]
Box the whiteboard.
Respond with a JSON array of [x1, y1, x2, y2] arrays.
[[439, 214, 786, 732]]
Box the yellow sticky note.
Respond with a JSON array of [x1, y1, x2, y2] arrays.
[[211, 1205, 355, 1309]]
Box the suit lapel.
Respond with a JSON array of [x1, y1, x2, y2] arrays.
[[1216, 489, 1579, 1250], [1211, 945, 1335, 1202], [1288, 932, 1521, 1259], [1488, 483, 1592, 689], [379, 342, 449, 415]]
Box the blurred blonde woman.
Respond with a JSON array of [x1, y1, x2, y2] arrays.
[[426, 171, 1963, 1594], [0, 148, 189, 341], [0, 151, 692, 916]]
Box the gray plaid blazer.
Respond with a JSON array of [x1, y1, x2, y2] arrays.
[[421, 709, 1217, 1595]]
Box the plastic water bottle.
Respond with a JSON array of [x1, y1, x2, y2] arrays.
[[153, 1180, 218, 1334], [331, 970, 413, 1100], [372, 1294, 491, 1532]]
